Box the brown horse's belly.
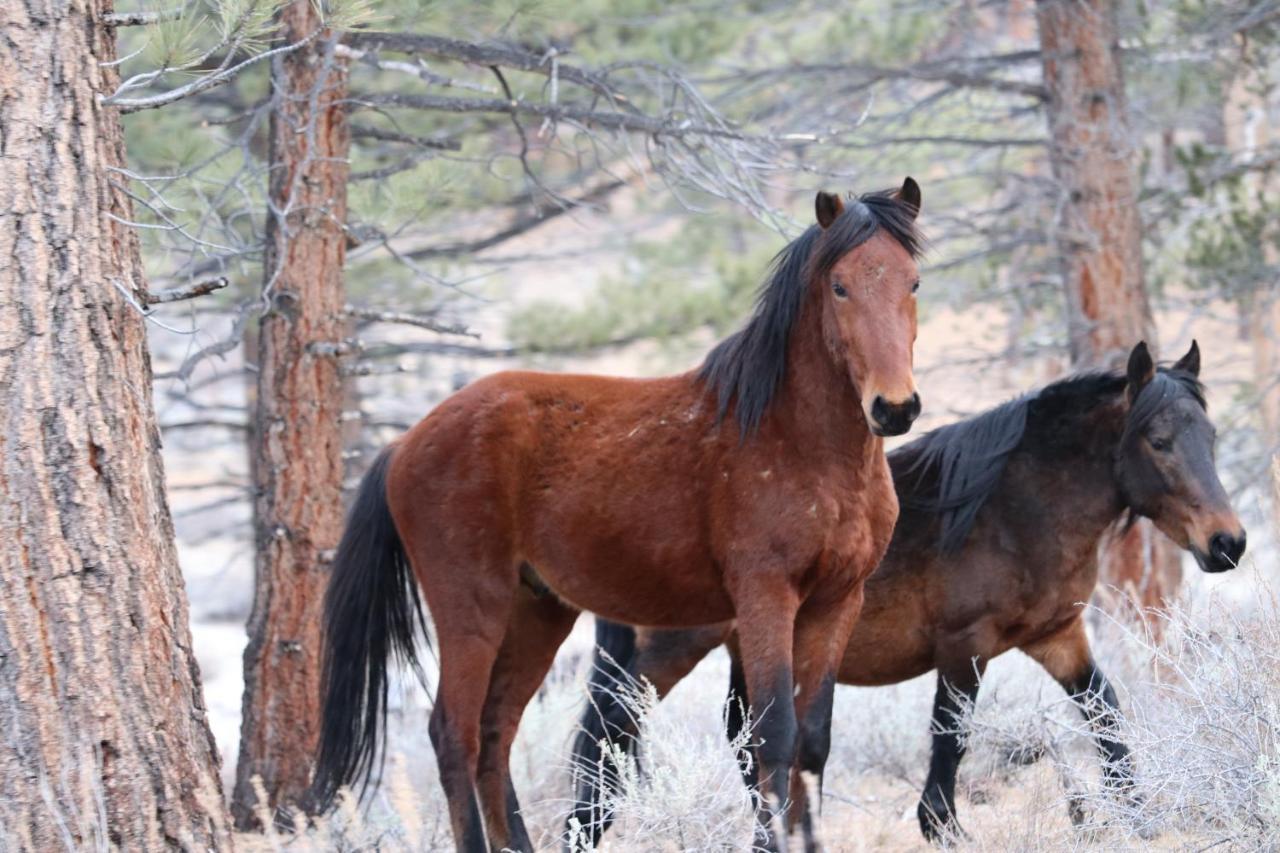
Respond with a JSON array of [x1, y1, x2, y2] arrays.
[[522, 505, 735, 626], [533, 553, 735, 627]]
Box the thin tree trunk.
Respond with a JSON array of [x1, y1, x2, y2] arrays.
[[1223, 37, 1280, 528], [0, 0, 228, 848], [231, 1, 351, 827], [1036, 0, 1156, 365], [1035, 0, 1181, 611]]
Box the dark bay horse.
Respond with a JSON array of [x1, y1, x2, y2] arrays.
[[309, 180, 927, 851], [571, 341, 1246, 848]]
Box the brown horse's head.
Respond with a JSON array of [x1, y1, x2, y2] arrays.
[[813, 178, 923, 436], [1117, 341, 1246, 573]]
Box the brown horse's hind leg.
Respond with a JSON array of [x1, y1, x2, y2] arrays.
[[1023, 618, 1137, 810], [474, 582, 578, 852], [418, 553, 519, 853]]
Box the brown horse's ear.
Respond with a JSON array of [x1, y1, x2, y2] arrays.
[[1173, 339, 1201, 377], [815, 191, 844, 230], [895, 176, 922, 220], [1126, 341, 1156, 400]]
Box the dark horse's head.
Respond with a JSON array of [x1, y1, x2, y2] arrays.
[[701, 177, 925, 437], [1117, 340, 1246, 573]]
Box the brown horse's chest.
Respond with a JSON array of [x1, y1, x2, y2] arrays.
[[810, 466, 898, 584]]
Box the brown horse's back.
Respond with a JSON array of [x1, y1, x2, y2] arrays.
[[388, 369, 736, 626]]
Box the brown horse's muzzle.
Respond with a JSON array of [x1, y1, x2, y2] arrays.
[[869, 392, 921, 437]]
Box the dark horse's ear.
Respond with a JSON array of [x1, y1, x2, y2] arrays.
[[1173, 339, 1201, 377], [894, 176, 922, 220], [1126, 341, 1156, 400], [815, 191, 844, 230]]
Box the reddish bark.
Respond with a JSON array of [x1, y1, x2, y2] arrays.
[[1036, 0, 1179, 610], [231, 0, 351, 827], [0, 0, 227, 845]]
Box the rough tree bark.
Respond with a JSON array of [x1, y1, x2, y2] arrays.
[[1036, 0, 1181, 611], [0, 0, 228, 848], [231, 1, 351, 827]]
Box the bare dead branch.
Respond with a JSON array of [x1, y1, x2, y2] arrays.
[[343, 32, 633, 110], [348, 122, 462, 151], [146, 276, 230, 304], [344, 305, 477, 337], [347, 91, 753, 141], [103, 29, 323, 113], [102, 8, 184, 26], [400, 178, 626, 260]]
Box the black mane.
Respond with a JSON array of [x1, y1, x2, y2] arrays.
[[894, 367, 1204, 555], [699, 190, 924, 435]]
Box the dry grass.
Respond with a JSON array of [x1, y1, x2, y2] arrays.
[[221, 560, 1280, 852]]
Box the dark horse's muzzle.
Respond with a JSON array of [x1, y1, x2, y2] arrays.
[[870, 392, 922, 437], [1194, 529, 1247, 574]]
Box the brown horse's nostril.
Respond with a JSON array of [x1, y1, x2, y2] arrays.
[[870, 394, 921, 437], [1210, 530, 1247, 568]]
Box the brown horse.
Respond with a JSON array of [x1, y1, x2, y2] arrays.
[[571, 341, 1246, 848], [309, 180, 926, 852]]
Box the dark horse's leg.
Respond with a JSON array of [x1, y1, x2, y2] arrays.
[[567, 621, 727, 850], [475, 581, 578, 852], [725, 646, 758, 787], [1023, 618, 1136, 810], [918, 655, 986, 843]]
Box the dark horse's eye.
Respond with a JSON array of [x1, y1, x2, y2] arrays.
[[1150, 436, 1172, 452], [832, 281, 848, 298]]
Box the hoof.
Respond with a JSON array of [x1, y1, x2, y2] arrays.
[[917, 798, 967, 845]]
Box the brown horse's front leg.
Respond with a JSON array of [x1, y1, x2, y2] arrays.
[[788, 586, 864, 853], [732, 584, 801, 853]]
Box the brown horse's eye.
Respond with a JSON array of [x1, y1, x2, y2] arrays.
[[832, 281, 848, 299], [912, 280, 920, 294]]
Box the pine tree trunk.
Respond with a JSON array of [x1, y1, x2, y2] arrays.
[[231, 1, 351, 827], [0, 0, 228, 848], [1035, 0, 1156, 366], [1036, 0, 1181, 610]]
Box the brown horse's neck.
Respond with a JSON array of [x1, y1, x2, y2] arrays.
[[771, 295, 877, 459]]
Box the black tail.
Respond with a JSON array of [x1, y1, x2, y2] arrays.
[[309, 446, 428, 812], [567, 619, 641, 848]]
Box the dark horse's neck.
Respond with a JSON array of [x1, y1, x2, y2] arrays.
[[1018, 378, 1131, 538], [894, 373, 1136, 556]]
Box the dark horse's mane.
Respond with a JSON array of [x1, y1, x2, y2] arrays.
[[699, 190, 924, 435], [895, 367, 1205, 555]]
